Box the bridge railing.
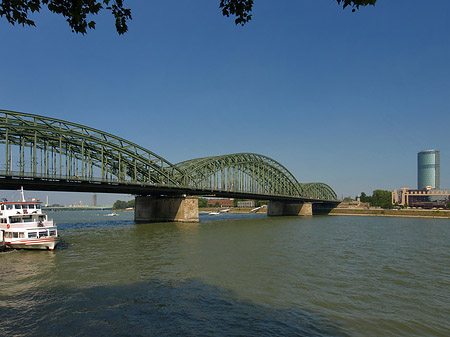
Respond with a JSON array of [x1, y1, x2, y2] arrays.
[[0, 170, 170, 188]]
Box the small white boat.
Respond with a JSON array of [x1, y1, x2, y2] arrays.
[[249, 205, 267, 213], [0, 187, 60, 251], [208, 212, 220, 216], [106, 212, 118, 216]]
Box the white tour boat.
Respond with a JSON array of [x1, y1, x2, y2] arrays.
[[0, 230, 5, 251], [0, 187, 60, 251]]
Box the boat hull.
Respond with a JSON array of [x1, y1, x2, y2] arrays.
[[6, 237, 60, 251]]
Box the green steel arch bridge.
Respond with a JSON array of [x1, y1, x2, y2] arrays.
[[0, 110, 339, 207]]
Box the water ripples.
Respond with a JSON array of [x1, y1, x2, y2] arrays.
[[1, 212, 449, 336]]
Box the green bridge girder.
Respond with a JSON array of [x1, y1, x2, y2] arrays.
[[0, 110, 338, 202], [176, 154, 302, 197]]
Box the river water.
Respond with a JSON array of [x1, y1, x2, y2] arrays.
[[1, 211, 449, 336]]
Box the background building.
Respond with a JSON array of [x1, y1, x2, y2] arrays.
[[392, 187, 450, 209], [418, 150, 440, 189], [392, 150, 448, 208], [206, 198, 234, 207], [236, 200, 255, 208]]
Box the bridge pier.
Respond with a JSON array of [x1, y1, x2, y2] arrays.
[[312, 202, 339, 215], [267, 201, 313, 216], [135, 195, 199, 223]]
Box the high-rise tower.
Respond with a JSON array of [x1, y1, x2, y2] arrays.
[[418, 150, 440, 189]]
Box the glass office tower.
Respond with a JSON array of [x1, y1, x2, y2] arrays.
[[418, 150, 440, 189]]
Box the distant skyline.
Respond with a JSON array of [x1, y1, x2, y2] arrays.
[[1, 0, 449, 204]]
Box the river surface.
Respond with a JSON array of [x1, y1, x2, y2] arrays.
[[1, 211, 449, 336]]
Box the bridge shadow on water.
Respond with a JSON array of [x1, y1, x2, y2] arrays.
[[0, 277, 350, 337]]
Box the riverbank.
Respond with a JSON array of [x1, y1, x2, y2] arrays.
[[48, 207, 450, 219], [330, 208, 450, 219], [201, 207, 450, 218], [44, 206, 112, 211]]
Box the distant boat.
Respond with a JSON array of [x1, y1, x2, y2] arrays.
[[105, 212, 118, 217], [208, 212, 220, 216], [249, 205, 267, 213]]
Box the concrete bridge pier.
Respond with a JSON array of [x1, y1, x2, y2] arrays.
[[267, 201, 313, 216], [135, 195, 199, 223], [312, 202, 339, 215]]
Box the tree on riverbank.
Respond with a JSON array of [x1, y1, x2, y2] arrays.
[[371, 190, 393, 209], [359, 190, 393, 209], [0, 0, 376, 34], [359, 192, 372, 203], [113, 199, 135, 210], [198, 198, 208, 208]]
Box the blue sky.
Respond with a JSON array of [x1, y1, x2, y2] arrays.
[[1, 0, 449, 205]]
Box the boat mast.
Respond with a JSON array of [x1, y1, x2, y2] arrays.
[[20, 186, 25, 202]]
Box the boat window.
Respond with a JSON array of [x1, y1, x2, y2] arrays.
[[28, 232, 37, 238], [15, 204, 21, 209], [22, 204, 28, 209], [28, 204, 35, 209], [36, 204, 41, 209], [1, 205, 4, 210], [39, 231, 47, 238], [13, 232, 19, 238], [49, 230, 56, 237], [19, 232, 24, 238], [6, 232, 12, 238], [6, 204, 12, 210], [10, 217, 22, 223]]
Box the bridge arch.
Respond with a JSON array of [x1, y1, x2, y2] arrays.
[[0, 109, 184, 185], [0, 110, 338, 202], [175, 153, 304, 197], [300, 183, 338, 201]]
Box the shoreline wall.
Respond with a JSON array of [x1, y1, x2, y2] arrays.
[[331, 208, 450, 219]]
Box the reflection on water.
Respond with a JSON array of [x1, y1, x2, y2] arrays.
[[1, 250, 56, 293], [1, 250, 57, 326], [1, 212, 449, 336]]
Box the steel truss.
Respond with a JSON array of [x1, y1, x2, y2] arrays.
[[0, 110, 183, 186], [0, 110, 338, 201], [176, 154, 338, 201]]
